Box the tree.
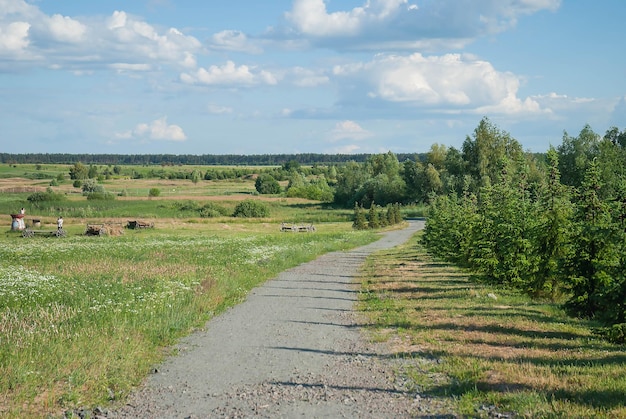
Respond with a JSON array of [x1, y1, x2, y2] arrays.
[[462, 117, 523, 191], [557, 124, 600, 188], [69, 162, 88, 180], [564, 159, 621, 319], [426, 143, 447, 171], [233, 199, 270, 218], [333, 161, 369, 207], [190, 169, 202, 184], [255, 174, 281, 194], [352, 203, 367, 230], [368, 203, 380, 229], [530, 147, 574, 298], [402, 160, 424, 202]]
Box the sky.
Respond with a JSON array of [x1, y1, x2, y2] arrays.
[[1, 0, 625, 156]]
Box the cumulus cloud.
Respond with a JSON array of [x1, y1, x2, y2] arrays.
[[0, 21, 30, 53], [115, 117, 187, 142], [0, 3, 202, 70], [281, 0, 560, 50], [46, 14, 86, 43], [333, 53, 544, 115], [328, 120, 373, 142], [208, 30, 263, 54], [180, 60, 278, 86]]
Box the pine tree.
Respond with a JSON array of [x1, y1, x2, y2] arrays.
[[352, 203, 367, 230], [530, 147, 574, 299], [565, 159, 621, 319]]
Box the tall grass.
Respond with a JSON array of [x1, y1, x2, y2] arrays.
[[358, 232, 626, 418], [0, 224, 377, 417]]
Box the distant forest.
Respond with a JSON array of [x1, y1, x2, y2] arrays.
[[0, 152, 424, 166]]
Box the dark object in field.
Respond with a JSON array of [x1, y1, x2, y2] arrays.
[[85, 223, 124, 236], [280, 222, 316, 232], [126, 220, 155, 229], [22, 228, 66, 238]]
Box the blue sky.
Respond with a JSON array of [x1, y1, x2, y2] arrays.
[[1, 0, 625, 155]]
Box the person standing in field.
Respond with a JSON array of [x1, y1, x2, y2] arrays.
[[57, 216, 63, 230]]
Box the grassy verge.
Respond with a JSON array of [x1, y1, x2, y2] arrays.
[[0, 222, 377, 418], [357, 232, 626, 418]]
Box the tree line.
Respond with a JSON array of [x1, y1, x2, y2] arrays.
[[0, 152, 420, 166], [420, 118, 626, 342]]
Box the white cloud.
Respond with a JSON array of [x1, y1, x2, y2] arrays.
[[0, 5, 202, 70], [105, 11, 202, 66], [327, 144, 362, 154], [288, 66, 329, 87], [328, 120, 373, 142], [116, 117, 187, 142], [207, 104, 233, 115], [0, 21, 30, 53], [333, 53, 544, 115], [47, 14, 86, 43], [282, 0, 560, 50], [180, 60, 278, 86], [109, 63, 152, 72], [208, 30, 262, 53]]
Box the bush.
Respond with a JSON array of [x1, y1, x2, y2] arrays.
[[232, 199, 270, 218], [199, 203, 230, 218], [73, 180, 82, 188], [81, 179, 104, 194], [27, 189, 66, 203], [148, 188, 161, 197], [86, 192, 116, 201], [255, 174, 281, 194]]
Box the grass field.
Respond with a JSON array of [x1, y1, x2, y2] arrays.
[[358, 232, 626, 418], [0, 164, 380, 417]]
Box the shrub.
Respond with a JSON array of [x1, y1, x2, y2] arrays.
[[148, 188, 161, 197], [255, 174, 281, 194], [232, 199, 270, 218], [27, 189, 66, 203], [73, 180, 82, 188], [86, 192, 116, 201], [81, 179, 104, 194], [199, 203, 230, 218]]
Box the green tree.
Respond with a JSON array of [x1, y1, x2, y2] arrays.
[[462, 117, 523, 191], [564, 159, 621, 319], [402, 159, 424, 202], [69, 162, 88, 180], [530, 147, 574, 298], [233, 199, 270, 218], [255, 174, 281, 194], [334, 161, 369, 207], [352, 203, 367, 230], [557, 124, 600, 188]]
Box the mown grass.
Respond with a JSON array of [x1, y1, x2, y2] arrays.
[[0, 168, 379, 418], [357, 232, 626, 418]]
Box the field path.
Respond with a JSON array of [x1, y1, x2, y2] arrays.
[[110, 220, 441, 418]]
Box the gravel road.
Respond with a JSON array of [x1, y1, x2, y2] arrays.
[[107, 220, 456, 418]]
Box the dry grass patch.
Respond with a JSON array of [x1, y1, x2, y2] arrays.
[[358, 232, 626, 418]]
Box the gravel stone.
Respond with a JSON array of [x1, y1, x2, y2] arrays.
[[107, 220, 458, 418]]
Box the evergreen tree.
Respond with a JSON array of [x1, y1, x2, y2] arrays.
[[564, 159, 621, 319], [368, 202, 380, 229], [352, 203, 368, 230], [530, 147, 574, 298]]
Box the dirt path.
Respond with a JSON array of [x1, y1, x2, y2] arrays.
[[109, 220, 454, 418]]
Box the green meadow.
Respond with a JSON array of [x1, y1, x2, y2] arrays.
[[0, 164, 377, 418]]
